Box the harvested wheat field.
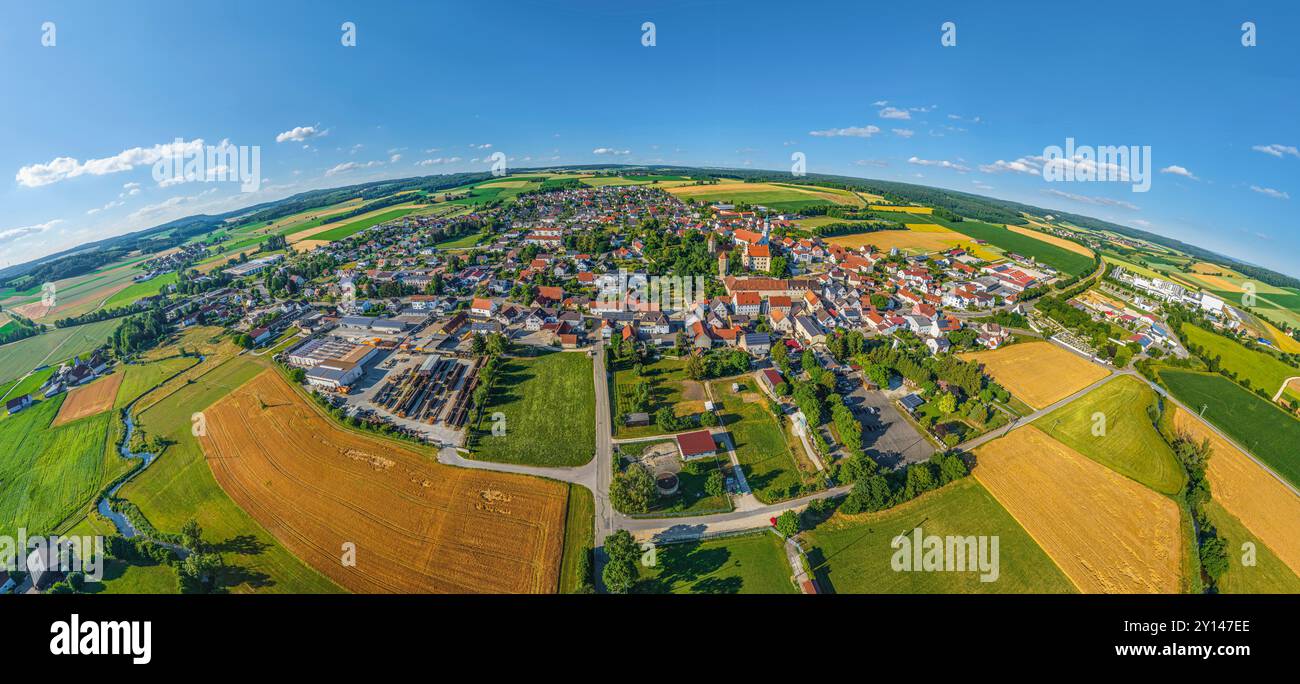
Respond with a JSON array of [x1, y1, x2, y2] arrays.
[[866, 204, 933, 214], [53, 372, 124, 426], [973, 426, 1182, 593], [1171, 407, 1300, 577], [198, 370, 567, 593], [1005, 225, 1094, 257], [828, 227, 960, 253], [961, 341, 1109, 409], [290, 239, 330, 253]]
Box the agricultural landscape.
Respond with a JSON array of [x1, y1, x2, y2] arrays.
[[1, 161, 1297, 599]]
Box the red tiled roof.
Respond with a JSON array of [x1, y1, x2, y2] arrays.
[[676, 430, 717, 457]]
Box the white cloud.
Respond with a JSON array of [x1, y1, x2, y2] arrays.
[[907, 156, 969, 173], [979, 157, 1041, 175], [0, 219, 63, 246], [389, 153, 402, 163], [1250, 185, 1290, 200], [415, 157, 462, 166], [275, 126, 326, 143], [1043, 188, 1140, 211], [469, 143, 493, 150], [325, 160, 384, 176], [872, 100, 889, 107], [809, 125, 880, 138], [1160, 165, 1199, 180], [853, 159, 889, 168], [878, 107, 911, 120], [122, 182, 142, 196], [1251, 143, 1299, 159], [15, 139, 205, 188], [891, 128, 915, 139], [592, 147, 630, 155]]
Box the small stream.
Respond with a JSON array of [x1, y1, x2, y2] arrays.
[[94, 356, 202, 557]]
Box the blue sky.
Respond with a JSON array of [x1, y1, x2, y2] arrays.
[[1, 0, 1297, 276]]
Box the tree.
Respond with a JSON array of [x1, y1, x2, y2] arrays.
[[654, 406, 679, 433], [610, 463, 656, 514], [181, 518, 204, 552], [775, 510, 800, 538], [602, 559, 636, 594], [699, 410, 719, 427], [685, 354, 706, 380], [604, 530, 638, 566], [704, 470, 725, 497], [936, 392, 957, 415]]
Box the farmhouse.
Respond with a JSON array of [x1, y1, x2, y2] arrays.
[[675, 429, 719, 461], [6, 395, 32, 415]]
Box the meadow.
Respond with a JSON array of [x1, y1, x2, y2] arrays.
[[635, 531, 796, 594], [1038, 375, 1185, 495], [101, 271, 179, 310], [1180, 323, 1297, 396], [1159, 369, 1300, 489], [559, 484, 594, 594], [708, 379, 810, 504], [471, 351, 596, 467], [805, 479, 1075, 593], [0, 396, 117, 539], [611, 356, 703, 438], [666, 182, 860, 212]]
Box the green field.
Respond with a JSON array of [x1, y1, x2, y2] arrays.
[[559, 484, 594, 594], [0, 318, 121, 388], [931, 218, 1094, 276], [1203, 499, 1300, 594], [708, 380, 808, 503], [119, 354, 340, 593], [1039, 375, 1185, 495], [615, 440, 733, 516], [1159, 369, 1300, 489], [308, 207, 420, 242], [635, 531, 797, 594], [0, 367, 56, 404], [82, 560, 180, 594], [113, 356, 200, 409], [102, 272, 179, 310], [0, 396, 118, 540], [1181, 323, 1297, 396], [432, 231, 487, 250], [804, 479, 1077, 593], [471, 351, 596, 467]]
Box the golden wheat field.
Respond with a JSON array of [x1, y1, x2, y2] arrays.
[[960, 341, 1110, 409], [1005, 224, 1094, 257], [1171, 407, 1300, 577], [52, 372, 123, 426], [198, 370, 567, 593], [973, 426, 1183, 593]]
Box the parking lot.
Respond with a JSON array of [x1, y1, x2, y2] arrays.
[[333, 348, 469, 447], [836, 370, 936, 470]]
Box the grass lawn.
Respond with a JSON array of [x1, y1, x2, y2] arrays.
[[709, 380, 808, 503], [1160, 369, 1300, 489], [432, 231, 486, 250], [82, 560, 180, 594], [1038, 375, 1185, 495], [1203, 499, 1300, 593], [804, 479, 1077, 593], [118, 354, 341, 593], [1181, 323, 1297, 396], [559, 484, 594, 594], [471, 351, 596, 467], [635, 531, 797, 594]]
